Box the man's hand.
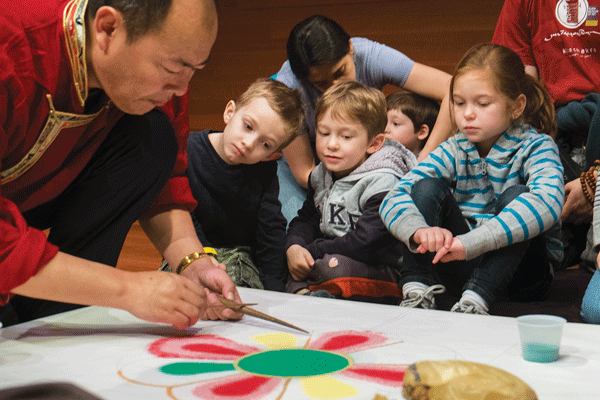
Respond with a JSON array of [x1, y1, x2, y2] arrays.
[[122, 270, 205, 330], [562, 178, 593, 224], [182, 258, 243, 321], [286, 244, 314, 281]]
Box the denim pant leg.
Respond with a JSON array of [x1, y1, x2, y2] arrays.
[[464, 185, 550, 303], [277, 156, 307, 227], [400, 178, 471, 293]]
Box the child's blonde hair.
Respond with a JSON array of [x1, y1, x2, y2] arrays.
[[236, 78, 305, 150], [315, 81, 387, 141], [450, 43, 556, 138]]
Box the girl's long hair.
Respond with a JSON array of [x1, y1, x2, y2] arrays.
[[450, 43, 556, 138]]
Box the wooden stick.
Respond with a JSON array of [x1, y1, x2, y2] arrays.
[[218, 296, 309, 334]]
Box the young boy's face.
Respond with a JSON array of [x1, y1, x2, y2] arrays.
[[316, 110, 379, 179], [217, 97, 288, 165], [385, 109, 421, 155]]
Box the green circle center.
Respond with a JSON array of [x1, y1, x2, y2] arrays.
[[235, 349, 351, 377]]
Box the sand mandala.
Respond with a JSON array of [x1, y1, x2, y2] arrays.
[[117, 329, 456, 400]]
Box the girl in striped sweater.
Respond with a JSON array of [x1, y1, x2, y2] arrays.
[[380, 43, 564, 314]]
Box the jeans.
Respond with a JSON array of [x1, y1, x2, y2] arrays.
[[276, 156, 307, 227], [581, 269, 600, 324], [400, 178, 552, 304]]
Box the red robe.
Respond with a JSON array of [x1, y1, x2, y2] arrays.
[[0, 0, 197, 302]]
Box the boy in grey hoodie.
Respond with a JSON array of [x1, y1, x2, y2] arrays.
[[285, 81, 416, 303]]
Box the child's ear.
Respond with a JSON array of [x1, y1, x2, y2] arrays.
[[262, 152, 282, 162], [367, 133, 386, 155], [512, 94, 527, 120], [223, 100, 236, 124], [416, 124, 430, 141]]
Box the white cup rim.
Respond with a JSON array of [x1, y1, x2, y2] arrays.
[[516, 314, 566, 327]]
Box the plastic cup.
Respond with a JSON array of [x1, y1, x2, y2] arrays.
[[516, 314, 566, 363]]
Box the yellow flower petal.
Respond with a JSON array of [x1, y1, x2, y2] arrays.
[[300, 375, 358, 399], [252, 333, 298, 349]]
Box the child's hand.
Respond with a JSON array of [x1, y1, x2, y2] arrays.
[[434, 237, 466, 263], [286, 244, 314, 281], [412, 227, 453, 256]]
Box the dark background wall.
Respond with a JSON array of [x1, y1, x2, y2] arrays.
[[187, 0, 506, 131]]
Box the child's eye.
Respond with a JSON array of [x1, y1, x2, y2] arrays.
[[343, 135, 352, 140], [163, 65, 177, 74], [245, 124, 253, 131], [262, 141, 271, 149], [318, 131, 329, 136], [479, 103, 489, 107]]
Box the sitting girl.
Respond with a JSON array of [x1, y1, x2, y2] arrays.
[[380, 43, 564, 314]]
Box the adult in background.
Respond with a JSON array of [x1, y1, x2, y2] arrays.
[[273, 15, 454, 224], [492, 0, 600, 268], [0, 0, 241, 328]]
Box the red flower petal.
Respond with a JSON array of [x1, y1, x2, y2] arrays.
[[148, 335, 260, 360], [310, 330, 387, 353], [192, 374, 281, 400], [340, 364, 407, 387]]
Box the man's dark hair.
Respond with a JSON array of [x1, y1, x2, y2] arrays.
[[87, 0, 173, 43]]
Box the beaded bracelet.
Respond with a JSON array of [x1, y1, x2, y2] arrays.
[[580, 160, 600, 204]]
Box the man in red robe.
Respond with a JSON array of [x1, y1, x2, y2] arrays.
[[0, 0, 241, 327]]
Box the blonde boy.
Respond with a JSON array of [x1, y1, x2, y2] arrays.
[[164, 78, 304, 291], [285, 81, 416, 302], [385, 91, 440, 156]]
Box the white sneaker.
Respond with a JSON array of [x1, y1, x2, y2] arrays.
[[450, 300, 489, 315], [399, 284, 446, 309]]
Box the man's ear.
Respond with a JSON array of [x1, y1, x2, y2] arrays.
[[223, 100, 236, 124], [367, 133, 386, 155], [416, 125, 430, 141], [92, 6, 123, 53]]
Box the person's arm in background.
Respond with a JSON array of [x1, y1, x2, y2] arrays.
[[359, 38, 454, 162], [404, 63, 454, 162], [139, 208, 242, 321], [282, 132, 315, 189]]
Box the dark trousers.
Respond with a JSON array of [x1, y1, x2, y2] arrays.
[[0, 110, 178, 326], [400, 178, 552, 304]]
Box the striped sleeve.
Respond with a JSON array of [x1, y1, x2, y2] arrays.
[[458, 135, 564, 260], [380, 141, 457, 247]]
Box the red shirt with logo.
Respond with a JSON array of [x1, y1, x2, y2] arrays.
[[493, 0, 600, 106]]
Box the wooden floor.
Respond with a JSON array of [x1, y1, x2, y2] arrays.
[[116, 222, 162, 272], [117, 0, 505, 272]]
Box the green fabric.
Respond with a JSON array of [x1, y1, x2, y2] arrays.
[[159, 246, 263, 289], [215, 246, 263, 289]]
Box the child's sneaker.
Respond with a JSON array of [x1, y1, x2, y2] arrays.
[[399, 284, 446, 309], [450, 300, 489, 315]]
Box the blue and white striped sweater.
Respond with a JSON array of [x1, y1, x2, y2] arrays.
[[380, 124, 565, 269]]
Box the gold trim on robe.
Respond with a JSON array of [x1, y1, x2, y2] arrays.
[[1, 0, 110, 185], [1, 95, 108, 184]]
